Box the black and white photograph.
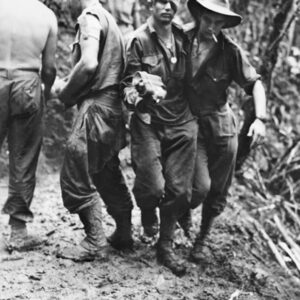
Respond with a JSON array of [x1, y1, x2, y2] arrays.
[[0, 0, 300, 299]]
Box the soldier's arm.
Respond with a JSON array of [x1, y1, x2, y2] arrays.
[[59, 14, 100, 105], [41, 11, 58, 101], [231, 42, 267, 146], [252, 80, 267, 121], [122, 37, 143, 107], [247, 80, 267, 146]]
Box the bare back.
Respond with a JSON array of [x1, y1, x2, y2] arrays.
[[0, 0, 57, 69]]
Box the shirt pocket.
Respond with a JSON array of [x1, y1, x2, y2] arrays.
[[206, 67, 230, 83], [207, 108, 237, 138], [11, 75, 42, 117], [141, 54, 164, 76]]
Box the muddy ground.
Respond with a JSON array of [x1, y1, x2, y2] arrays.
[[0, 148, 300, 300]]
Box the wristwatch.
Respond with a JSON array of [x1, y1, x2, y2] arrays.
[[255, 116, 268, 123]]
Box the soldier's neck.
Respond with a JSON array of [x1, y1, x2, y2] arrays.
[[152, 19, 172, 40]]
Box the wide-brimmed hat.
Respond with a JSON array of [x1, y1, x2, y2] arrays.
[[187, 0, 242, 28]]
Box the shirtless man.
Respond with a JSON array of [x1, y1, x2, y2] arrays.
[[0, 0, 57, 251]]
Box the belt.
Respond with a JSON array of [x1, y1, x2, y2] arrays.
[[196, 103, 230, 117], [0, 68, 39, 79], [80, 85, 121, 109]]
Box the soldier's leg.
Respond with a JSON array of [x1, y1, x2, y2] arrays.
[[190, 137, 211, 210], [130, 114, 164, 238], [60, 101, 101, 214], [205, 107, 238, 217], [0, 73, 9, 149], [157, 120, 197, 276], [179, 134, 211, 238], [59, 100, 107, 261], [191, 131, 238, 263], [1, 73, 45, 251], [92, 154, 134, 250]]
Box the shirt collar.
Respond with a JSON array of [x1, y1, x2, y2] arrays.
[[146, 17, 158, 36], [146, 17, 181, 38]]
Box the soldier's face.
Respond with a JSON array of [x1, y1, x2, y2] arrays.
[[197, 11, 227, 41], [68, 0, 83, 21], [152, 0, 176, 25]]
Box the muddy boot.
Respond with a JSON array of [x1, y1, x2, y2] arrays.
[[178, 209, 192, 238], [157, 211, 186, 277], [190, 209, 215, 264], [8, 217, 45, 252], [58, 201, 108, 262], [107, 210, 133, 250], [141, 208, 159, 238]]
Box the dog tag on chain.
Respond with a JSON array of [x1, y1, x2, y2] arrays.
[[170, 56, 177, 64]]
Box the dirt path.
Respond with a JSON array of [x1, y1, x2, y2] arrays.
[[1, 162, 300, 299]]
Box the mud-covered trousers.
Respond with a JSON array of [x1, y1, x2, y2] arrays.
[[130, 114, 198, 218], [1, 69, 43, 223], [60, 90, 133, 217], [191, 104, 238, 217]]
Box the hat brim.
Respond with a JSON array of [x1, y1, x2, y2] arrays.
[[189, 0, 242, 28]]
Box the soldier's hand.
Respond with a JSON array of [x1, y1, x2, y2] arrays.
[[124, 86, 143, 106], [51, 77, 67, 98], [247, 118, 266, 148], [133, 71, 166, 104]]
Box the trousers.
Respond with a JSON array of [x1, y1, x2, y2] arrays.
[[130, 114, 198, 217], [60, 91, 132, 215], [191, 105, 238, 215], [0, 69, 43, 222]]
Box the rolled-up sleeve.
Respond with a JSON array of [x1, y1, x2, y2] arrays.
[[122, 37, 143, 87], [231, 46, 261, 95], [77, 12, 102, 42]]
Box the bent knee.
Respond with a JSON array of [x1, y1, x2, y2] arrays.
[[133, 184, 164, 209], [190, 184, 210, 209]]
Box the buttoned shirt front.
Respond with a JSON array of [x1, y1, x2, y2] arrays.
[[124, 18, 194, 125], [186, 26, 261, 115]]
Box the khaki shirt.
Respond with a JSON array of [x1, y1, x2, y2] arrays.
[[185, 27, 261, 115], [72, 3, 125, 103], [123, 18, 194, 125]]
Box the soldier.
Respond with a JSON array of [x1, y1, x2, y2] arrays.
[[54, 0, 133, 261], [101, 0, 141, 40], [185, 0, 267, 263], [0, 0, 57, 251], [123, 0, 198, 276]]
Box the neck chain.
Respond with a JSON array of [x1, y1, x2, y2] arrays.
[[157, 34, 177, 64]]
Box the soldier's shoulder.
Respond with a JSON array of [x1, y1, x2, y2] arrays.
[[125, 24, 148, 49], [170, 21, 185, 37], [32, 0, 57, 23], [182, 21, 197, 34], [130, 23, 149, 41], [221, 33, 244, 54]]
